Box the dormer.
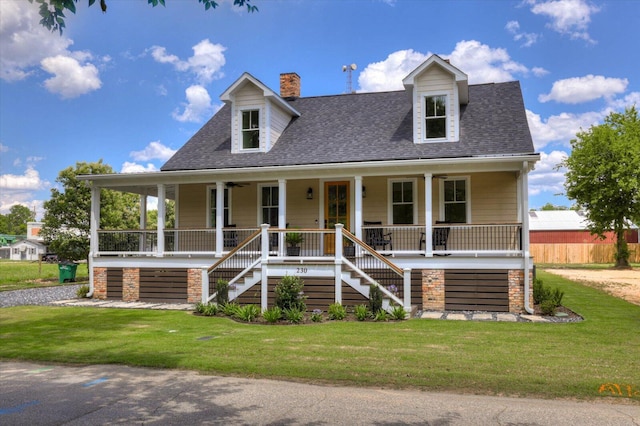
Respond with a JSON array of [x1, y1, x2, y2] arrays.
[[402, 55, 468, 144], [220, 72, 301, 154]]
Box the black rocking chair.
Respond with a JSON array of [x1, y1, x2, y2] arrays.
[[363, 221, 393, 251]]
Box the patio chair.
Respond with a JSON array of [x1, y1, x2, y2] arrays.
[[223, 224, 238, 248], [363, 221, 393, 251], [419, 222, 451, 254]]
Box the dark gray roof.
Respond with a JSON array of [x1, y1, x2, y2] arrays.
[[161, 81, 534, 171]]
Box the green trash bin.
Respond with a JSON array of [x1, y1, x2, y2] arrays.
[[58, 262, 78, 283]]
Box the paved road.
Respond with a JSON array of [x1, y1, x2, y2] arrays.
[[1, 361, 638, 425]]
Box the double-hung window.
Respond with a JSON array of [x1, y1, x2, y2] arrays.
[[442, 178, 468, 223], [209, 187, 230, 227], [424, 95, 447, 140], [390, 179, 416, 224], [242, 109, 260, 150], [260, 185, 279, 226]]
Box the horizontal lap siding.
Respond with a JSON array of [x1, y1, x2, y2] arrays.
[[445, 270, 508, 312], [106, 268, 123, 300], [139, 269, 188, 303]]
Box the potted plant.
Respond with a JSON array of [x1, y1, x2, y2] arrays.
[[285, 231, 304, 256], [343, 238, 355, 257]]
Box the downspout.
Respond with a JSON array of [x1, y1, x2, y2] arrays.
[[521, 162, 533, 314]]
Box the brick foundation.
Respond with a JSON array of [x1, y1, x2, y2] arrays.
[[123, 268, 139, 302], [508, 269, 532, 313], [187, 268, 202, 303], [422, 269, 445, 311], [93, 267, 107, 300]]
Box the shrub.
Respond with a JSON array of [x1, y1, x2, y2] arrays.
[[369, 285, 383, 314], [76, 284, 90, 298], [236, 304, 260, 322], [374, 309, 388, 322], [390, 305, 407, 320], [195, 302, 219, 316], [533, 278, 548, 305], [262, 306, 282, 324], [310, 309, 323, 323], [284, 307, 305, 324], [540, 299, 557, 316], [275, 275, 307, 312], [328, 303, 347, 320], [550, 288, 564, 307], [222, 301, 240, 317], [534, 278, 565, 311], [215, 279, 230, 306], [354, 304, 369, 321]]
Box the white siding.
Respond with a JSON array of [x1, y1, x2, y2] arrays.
[[232, 84, 265, 153], [269, 101, 292, 150], [413, 65, 458, 143]]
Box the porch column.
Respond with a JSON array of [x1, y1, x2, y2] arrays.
[[334, 224, 343, 304], [89, 185, 100, 297], [261, 224, 270, 310], [424, 173, 433, 257], [278, 179, 287, 256], [215, 181, 224, 256], [520, 161, 534, 314], [354, 176, 363, 240], [156, 184, 165, 256], [139, 194, 147, 251]]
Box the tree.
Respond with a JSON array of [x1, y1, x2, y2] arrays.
[[29, 0, 258, 34], [562, 106, 640, 268], [41, 160, 140, 262], [146, 200, 176, 229], [2, 205, 36, 235]]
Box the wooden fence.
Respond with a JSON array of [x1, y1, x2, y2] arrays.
[[531, 243, 640, 264]]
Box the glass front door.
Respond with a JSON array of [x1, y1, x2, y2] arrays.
[[324, 181, 350, 254]]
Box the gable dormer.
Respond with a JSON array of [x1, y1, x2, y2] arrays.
[[220, 73, 300, 154], [402, 55, 468, 144]]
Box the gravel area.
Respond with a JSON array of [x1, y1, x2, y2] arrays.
[[0, 285, 82, 308]]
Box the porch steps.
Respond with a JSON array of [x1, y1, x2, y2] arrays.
[[340, 270, 391, 312], [228, 269, 262, 300]]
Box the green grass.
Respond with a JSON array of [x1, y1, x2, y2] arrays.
[[535, 263, 640, 269], [0, 259, 88, 291], [0, 270, 639, 402]]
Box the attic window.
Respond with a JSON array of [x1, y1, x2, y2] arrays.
[[424, 95, 447, 140], [242, 109, 260, 149]]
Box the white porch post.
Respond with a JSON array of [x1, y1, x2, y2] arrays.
[[403, 268, 411, 311], [521, 162, 534, 314], [201, 268, 209, 303], [334, 224, 343, 305], [261, 224, 270, 311], [139, 194, 147, 251], [424, 173, 433, 257], [354, 176, 363, 240], [156, 184, 165, 256], [278, 179, 287, 256], [88, 185, 100, 297], [215, 181, 224, 256]]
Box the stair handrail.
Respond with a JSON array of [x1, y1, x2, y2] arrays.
[[342, 229, 403, 276], [208, 228, 262, 273]]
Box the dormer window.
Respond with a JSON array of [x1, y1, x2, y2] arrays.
[[242, 109, 260, 150], [425, 95, 447, 140]]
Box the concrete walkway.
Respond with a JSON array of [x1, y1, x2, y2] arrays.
[[51, 298, 554, 322]]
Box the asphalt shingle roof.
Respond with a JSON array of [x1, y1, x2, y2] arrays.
[[161, 81, 534, 171]]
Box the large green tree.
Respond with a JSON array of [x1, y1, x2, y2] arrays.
[[562, 106, 640, 268], [29, 0, 257, 34], [41, 160, 140, 262], [0, 205, 36, 235]]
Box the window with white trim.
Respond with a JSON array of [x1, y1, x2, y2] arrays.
[[390, 180, 416, 224], [209, 187, 230, 227], [241, 109, 260, 150], [260, 185, 279, 226], [424, 95, 447, 140], [441, 178, 468, 223]]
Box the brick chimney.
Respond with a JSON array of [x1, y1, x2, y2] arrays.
[[280, 72, 300, 99]]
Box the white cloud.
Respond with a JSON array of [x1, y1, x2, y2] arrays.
[[0, 0, 73, 81], [526, 108, 602, 150], [529, 150, 568, 196], [539, 75, 628, 104], [358, 41, 542, 92], [527, 0, 600, 43], [607, 92, 640, 110], [41, 55, 102, 99], [531, 67, 549, 77], [0, 166, 48, 190], [150, 39, 226, 85], [505, 20, 540, 47], [0, 143, 8, 153], [358, 49, 429, 92], [130, 141, 177, 162], [120, 162, 159, 174], [172, 85, 217, 123]]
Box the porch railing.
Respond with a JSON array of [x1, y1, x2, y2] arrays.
[[97, 223, 522, 256]]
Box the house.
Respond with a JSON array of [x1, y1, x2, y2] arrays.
[[6, 222, 47, 261], [529, 210, 639, 263], [80, 55, 539, 313]]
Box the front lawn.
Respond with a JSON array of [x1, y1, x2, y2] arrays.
[[0, 259, 88, 291], [0, 270, 638, 401]]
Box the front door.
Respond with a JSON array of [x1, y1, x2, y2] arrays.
[[324, 181, 350, 254]]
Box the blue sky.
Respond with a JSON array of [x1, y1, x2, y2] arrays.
[[1, 0, 639, 218]]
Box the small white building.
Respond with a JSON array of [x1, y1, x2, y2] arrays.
[[8, 239, 47, 261]]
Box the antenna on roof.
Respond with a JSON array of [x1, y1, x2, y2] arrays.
[[342, 63, 357, 93]]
